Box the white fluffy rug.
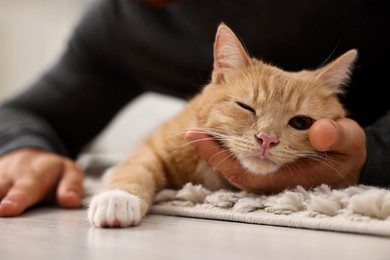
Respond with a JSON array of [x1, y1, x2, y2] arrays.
[[150, 183, 390, 237], [83, 175, 390, 237]]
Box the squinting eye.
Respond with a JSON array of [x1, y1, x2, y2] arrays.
[[236, 101, 256, 114], [288, 116, 314, 130]]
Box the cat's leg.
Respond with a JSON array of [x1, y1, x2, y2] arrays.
[[88, 146, 166, 228]]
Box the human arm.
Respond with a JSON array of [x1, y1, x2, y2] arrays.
[[0, 0, 144, 215], [0, 0, 144, 159]]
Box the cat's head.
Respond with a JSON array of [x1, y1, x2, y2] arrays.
[[196, 23, 358, 175]]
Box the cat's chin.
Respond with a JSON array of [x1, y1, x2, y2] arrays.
[[240, 158, 280, 176]]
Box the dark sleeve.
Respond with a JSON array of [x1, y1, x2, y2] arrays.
[[0, 0, 144, 159], [359, 111, 390, 187]]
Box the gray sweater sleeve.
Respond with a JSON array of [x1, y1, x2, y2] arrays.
[[0, 108, 69, 156], [0, 0, 144, 159], [0, 0, 211, 159], [360, 111, 390, 187]]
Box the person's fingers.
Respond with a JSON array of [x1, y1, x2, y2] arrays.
[[56, 162, 84, 208], [309, 118, 365, 154], [0, 150, 86, 217], [0, 178, 12, 200], [0, 177, 48, 217], [309, 119, 339, 151]]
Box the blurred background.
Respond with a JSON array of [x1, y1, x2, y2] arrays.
[[0, 0, 89, 101], [0, 0, 185, 161]]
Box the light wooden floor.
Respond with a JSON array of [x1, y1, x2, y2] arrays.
[[1, 206, 390, 260]]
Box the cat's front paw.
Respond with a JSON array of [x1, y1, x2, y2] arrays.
[[88, 190, 142, 228]]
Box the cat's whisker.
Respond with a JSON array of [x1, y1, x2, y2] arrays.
[[166, 127, 241, 157], [280, 160, 305, 181], [167, 130, 219, 146], [305, 72, 346, 103], [211, 152, 237, 172], [207, 148, 233, 163], [277, 149, 349, 184], [229, 138, 256, 148], [314, 151, 345, 166], [315, 154, 349, 178], [166, 128, 229, 138], [316, 44, 339, 70], [188, 128, 230, 137], [167, 136, 226, 156], [302, 156, 348, 184], [302, 64, 347, 105], [304, 79, 332, 102], [274, 150, 315, 162]]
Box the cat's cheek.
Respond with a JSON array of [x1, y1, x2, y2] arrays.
[[88, 190, 142, 228]]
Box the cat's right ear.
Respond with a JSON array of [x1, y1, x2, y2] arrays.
[[212, 23, 250, 84]]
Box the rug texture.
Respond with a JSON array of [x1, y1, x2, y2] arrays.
[[83, 176, 390, 237], [149, 183, 390, 237]]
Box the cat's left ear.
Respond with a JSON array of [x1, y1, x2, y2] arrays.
[[212, 23, 251, 84], [316, 49, 358, 93]]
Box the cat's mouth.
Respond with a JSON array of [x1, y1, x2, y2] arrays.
[[257, 154, 272, 161], [240, 153, 279, 175], [248, 153, 275, 164]]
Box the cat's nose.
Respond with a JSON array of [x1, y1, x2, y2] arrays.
[[255, 134, 279, 151]]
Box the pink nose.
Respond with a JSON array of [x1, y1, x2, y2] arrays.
[[255, 134, 279, 151]]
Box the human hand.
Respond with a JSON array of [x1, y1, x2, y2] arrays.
[[0, 148, 84, 217], [186, 118, 366, 193]]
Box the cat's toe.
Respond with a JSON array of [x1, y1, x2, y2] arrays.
[[88, 190, 142, 228]]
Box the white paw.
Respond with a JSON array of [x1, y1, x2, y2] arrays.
[[88, 190, 142, 228]]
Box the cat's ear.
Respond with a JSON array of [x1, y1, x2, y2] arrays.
[[316, 49, 358, 93], [212, 23, 250, 84]]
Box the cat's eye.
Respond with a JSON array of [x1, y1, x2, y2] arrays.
[[236, 101, 256, 114], [288, 116, 314, 130]]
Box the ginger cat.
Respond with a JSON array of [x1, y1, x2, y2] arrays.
[[88, 23, 357, 228]]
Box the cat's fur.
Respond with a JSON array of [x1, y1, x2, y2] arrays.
[[88, 23, 357, 228]]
